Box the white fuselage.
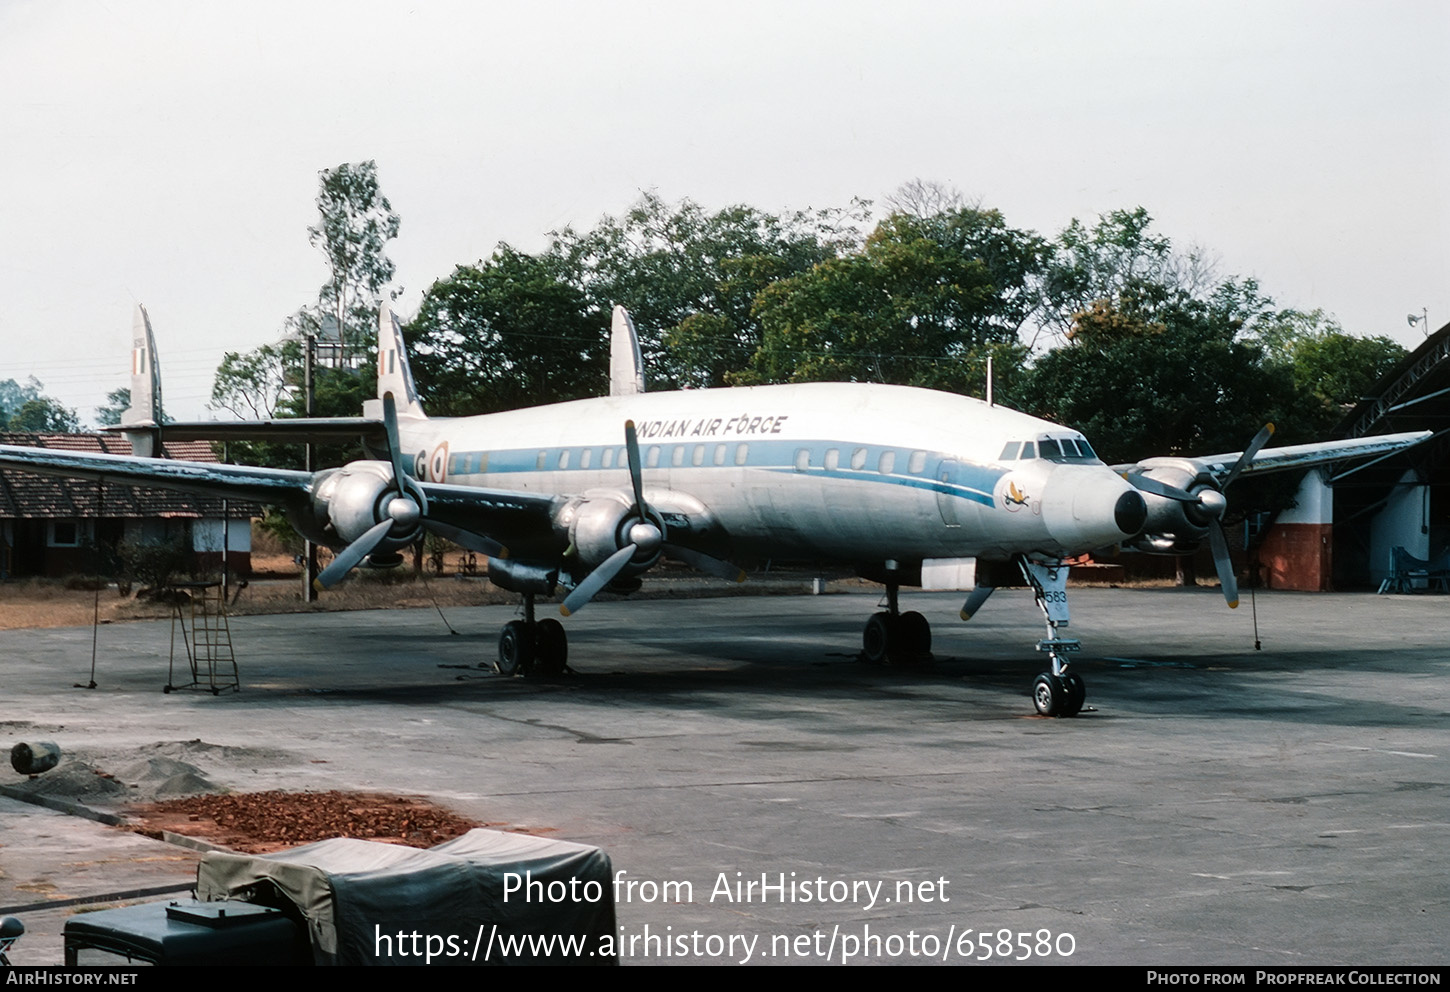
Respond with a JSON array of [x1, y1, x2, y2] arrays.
[[391, 381, 1140, 564]]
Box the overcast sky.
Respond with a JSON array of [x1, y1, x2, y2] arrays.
[[2, 0, 1446, 423]]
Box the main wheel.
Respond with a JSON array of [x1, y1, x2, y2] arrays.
[[497, 620, 534, 676], [1061, 672, 1086, 717], [897, 610, 931, 660], [862, 612, 895, 665], [1032, 673, 1066, 717], [534, 618, 568, 677]]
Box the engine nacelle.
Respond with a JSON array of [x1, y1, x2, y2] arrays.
[[1123, 458, 1226, 556], [304, 460, 425, 556], [555, 493, 665, 574]]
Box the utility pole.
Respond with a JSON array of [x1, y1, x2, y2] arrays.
[[303, 326, 318, 602]]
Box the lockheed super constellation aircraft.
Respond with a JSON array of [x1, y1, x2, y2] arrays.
[[0, 306, 1426, 716]]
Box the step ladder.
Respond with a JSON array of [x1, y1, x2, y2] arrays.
[[165, 581, 239, 694]]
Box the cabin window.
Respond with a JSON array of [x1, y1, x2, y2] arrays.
[[579, 448, 593, 469], [878, 450, 895, 474], [647, 446, 661, 468], [535, 450, 547, 470], [999, 441, 1020, 461], [795, 448, 811, 471], [557, 450, 570, 470], [850, 447, 867, 470], [602, 447, 615, 469], [714, 444, 728, 466], [824, 448, 840, 470], [734, 443, 749, 466], [671, 446, 685, 467], [693, 445, 706, 466], [908, 450, 927, 474]]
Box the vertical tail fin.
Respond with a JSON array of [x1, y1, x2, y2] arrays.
[[610, 305, 645, 396], [120, 304, 164, 456], [376, 303, 426, 418]]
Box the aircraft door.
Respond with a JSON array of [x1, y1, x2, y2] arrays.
[[937, 460, 961, 527]]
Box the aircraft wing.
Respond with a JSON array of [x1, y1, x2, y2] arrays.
[[105, 418, 386, 446], [0, 445, 560, 541], [1114, 430, 1430, 483], [0, 443, 314, 505]]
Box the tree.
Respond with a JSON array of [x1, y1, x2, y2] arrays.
[[1039, 207, 1217, 343], [1020, 277, 1289, 464], [407, 247, 606, 415], [1254, 309, 1407, 434], [308, 160, 401, 363], [7, 396, 80, 433], [0, 377, 79, 432], [746, 207, 1040, 397], [544, 192, 868, 387], [208, 161, 399, 467], [0, 377, 47, 424], [94, 387, 131, 427]]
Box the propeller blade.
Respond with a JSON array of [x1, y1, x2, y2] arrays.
[[424, 520, 508, 559], [314, 518, 395, 590], [1127, 472, 1197, 503], [624, 419, 646, 517], [1207, 520, 1239, 609], [1220, 423, 1275, 490], [560, 544, 638, 617], [382, 392, 407, 498], [663, 543, 745, 583], [382, 390, 427, 515]]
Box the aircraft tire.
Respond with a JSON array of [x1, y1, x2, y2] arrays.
[[1062, 672, 1086, 716], [535, 618, 568, 677], [898, 611, 931, 660], [1032, 673, 1065, 717], [862, 612, 895, 665], [497, 620, 533, 676]]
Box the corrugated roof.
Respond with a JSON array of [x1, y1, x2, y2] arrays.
[[0, 433, 263, 520]]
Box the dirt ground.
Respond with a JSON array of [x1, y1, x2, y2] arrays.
[[0, 552, 863, 632]]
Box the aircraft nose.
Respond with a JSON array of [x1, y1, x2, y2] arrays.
[[1042, 468, 1146, 552]]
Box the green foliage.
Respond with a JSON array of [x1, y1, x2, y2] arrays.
[[748, 208, 1037, 396], [94, 387, 131, 427], [1021, 277, 1290, 463], [207, 161, 397, 469], [544, 192, 868, 387], [407, 247, 606, 415], [1254, 309, 1407, 433], [0, 377, 78, 432], [6, 396, 79, 432], [309, 160, 401, 361]]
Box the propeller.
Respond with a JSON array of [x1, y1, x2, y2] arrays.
[[314, 392, 506, 590], [1125, 424, 1275, 609], [560, 420, 744, 616]]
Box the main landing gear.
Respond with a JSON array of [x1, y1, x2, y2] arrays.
[[862, 579, 932, 665], [496, 594, 568, 678], [1020, 558, 1085, 717]]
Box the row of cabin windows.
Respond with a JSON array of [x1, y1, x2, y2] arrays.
[[793, 447, 927, 475], [533, 443, 752, 472], [511, 444, 931, 475]]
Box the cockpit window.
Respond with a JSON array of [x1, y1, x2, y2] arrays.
[[1037, 435, 1102, 464], [1019, 441, 1035, 459]]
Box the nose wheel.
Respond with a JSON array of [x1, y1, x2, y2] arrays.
[[1032, 671, 1085, 717]]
